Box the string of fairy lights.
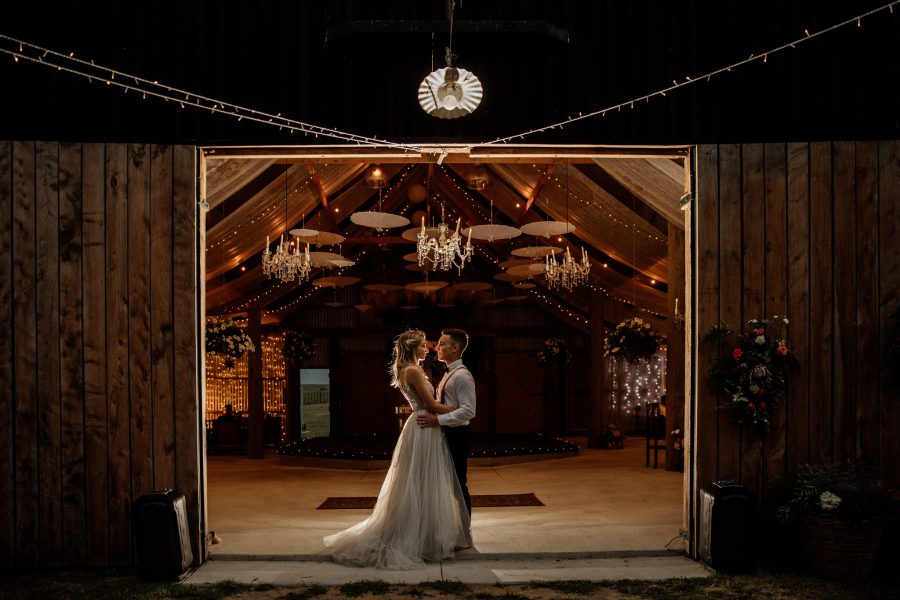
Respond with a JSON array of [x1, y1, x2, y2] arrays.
[[606, 350, 667, 423], [206, 175, 313, 253], [1, 2, 894, 150]]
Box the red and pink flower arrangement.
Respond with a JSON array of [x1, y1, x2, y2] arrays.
[[703, 316, 799, 434]]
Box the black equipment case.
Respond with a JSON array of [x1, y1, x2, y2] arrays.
[[698, 481, 755, 573], [132, 489, 194, 579]]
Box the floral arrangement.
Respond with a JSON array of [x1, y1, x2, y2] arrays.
[[599, 423, 623, 449], [283, 330, 316, 361], [775, 462, 899, 528], [703, 315, 799, 434], [537, 337, 571, 365], [603, 317, 662, 364], [206, 317, 255, 368], [670, 428, 684, 452]]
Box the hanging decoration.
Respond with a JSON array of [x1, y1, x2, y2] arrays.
[[417, 2, 483, 119], [262, 166, 312, 283], [2, 4, 894, 148], [702, 316, 799, 434], [417, 205, 474, 273], [540, 162, 589, 291], [603, 317, 663, 364], [206, 317, 256, 369]]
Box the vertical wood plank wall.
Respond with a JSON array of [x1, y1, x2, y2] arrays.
[[693, 141, 900, 533], [0, 141, 201, 568]]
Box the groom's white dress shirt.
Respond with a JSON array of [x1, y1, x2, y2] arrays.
[[435, 359, 476, 427]]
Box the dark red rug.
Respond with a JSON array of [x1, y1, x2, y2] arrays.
[[317, 493, 544, 509]]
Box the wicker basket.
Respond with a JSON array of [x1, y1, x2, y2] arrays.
[[802, 514, 884, 580]]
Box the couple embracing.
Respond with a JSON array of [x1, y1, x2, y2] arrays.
[[323, 328, 475, 569]]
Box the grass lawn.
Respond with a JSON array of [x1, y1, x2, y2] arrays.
[[1, 568, 898, 600]]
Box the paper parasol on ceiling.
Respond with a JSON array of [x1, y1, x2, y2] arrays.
[[291, 230, 345, 245], [404, 263, 430, 272], [513, 281, 537, 289], [493, 272, 528, 282], [402, 252, 421, 262], [405, 281, 448, 293], [507, 294, 529, 302], [507, 263, 547, 277], [463, 224, 521, 241], [350, 211, 410, 230], [289, 228, 319, 238], [354, 303, 373, 313], [453, 281, 492, 292], [308, 251, 346, 267], [511, 245, 561, 258], [324, 301, 347, 308], [402, 226, 442, 241], [418, 67, 483, 119], [329, 258, 355, 268], [519, 221, 576, 238], [364, 283, 402, 292], [499, 258, 538, 270], [312, 276, 361, 288]]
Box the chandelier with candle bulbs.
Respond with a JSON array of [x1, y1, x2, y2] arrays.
[[545, 246, 590, 291], [417, 208, 474, 274], [262, 234, 312, 283]]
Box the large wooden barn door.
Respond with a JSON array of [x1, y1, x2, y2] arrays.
[[691, 141, 900, 554], [0, 142, 202, 568]]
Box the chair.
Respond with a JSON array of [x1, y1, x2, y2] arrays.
[[212, 418, 244, 454], [645, 409, 666, 468]]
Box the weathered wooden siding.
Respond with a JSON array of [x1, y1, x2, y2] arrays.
[[693, 141, 900, 550], [0, 141, 200, 569]]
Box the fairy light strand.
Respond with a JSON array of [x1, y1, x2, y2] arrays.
[[464, 1, 899, 149], [0, 33, 423, 152], [1, 2, 894, 151]]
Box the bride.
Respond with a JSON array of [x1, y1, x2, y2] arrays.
[[323, 329, 472, 569]]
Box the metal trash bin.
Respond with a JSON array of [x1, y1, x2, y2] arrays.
[[698, 481, 754, 573], [133, 489, 194, 579]]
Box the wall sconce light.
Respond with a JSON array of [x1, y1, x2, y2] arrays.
[[673, 297, 685, 330]]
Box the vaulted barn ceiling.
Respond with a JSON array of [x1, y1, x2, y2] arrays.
[[203, 146, 687, 331]]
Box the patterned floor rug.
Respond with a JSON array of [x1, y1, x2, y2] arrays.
[[317, 493, 544, 509]]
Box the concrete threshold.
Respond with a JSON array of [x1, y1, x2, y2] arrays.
[[184, 551, 712, 586]]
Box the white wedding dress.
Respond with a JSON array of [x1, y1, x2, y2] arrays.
[[323, 369, 472, 569]]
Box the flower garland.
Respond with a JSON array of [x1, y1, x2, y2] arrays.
[[206, 317, 255, 368], [603, 317, 662, 364], [283, 330, 316, 361], [703, 316, 799, 434], [537, 337, 571, 366]]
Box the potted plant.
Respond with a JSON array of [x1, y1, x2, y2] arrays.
[[775, 462, 899, 580]]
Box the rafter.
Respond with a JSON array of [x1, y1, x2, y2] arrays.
[[517, 163, 555, 225]]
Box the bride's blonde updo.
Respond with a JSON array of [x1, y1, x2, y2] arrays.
[[390, 329, 426, 388]]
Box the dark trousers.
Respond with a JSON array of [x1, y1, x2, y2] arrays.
[[442, 425, 471, 516]]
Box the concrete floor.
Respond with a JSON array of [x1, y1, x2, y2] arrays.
[[205, 443, 687, 558], [187, 443, 710, 584]]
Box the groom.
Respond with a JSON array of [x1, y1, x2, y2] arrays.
[[417, 328, 475, 515]]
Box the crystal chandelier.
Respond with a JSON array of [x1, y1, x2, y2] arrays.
[[417, 212, 474, 274], [261, 165, 312, 283], [262, 234, 311, 283], [545, 246, 590, 291]]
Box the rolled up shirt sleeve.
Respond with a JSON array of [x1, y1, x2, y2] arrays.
[[437, 370, 476, 427]]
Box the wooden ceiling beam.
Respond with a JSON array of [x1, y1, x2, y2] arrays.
[[517, 163, 555, 225]]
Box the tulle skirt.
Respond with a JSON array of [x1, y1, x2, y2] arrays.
[[323, 410, 472, 569]]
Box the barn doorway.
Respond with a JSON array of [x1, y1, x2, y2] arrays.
[[199, 144, 693, 558]]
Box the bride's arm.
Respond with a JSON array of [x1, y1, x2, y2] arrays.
[[406, 367, 453, 414]]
